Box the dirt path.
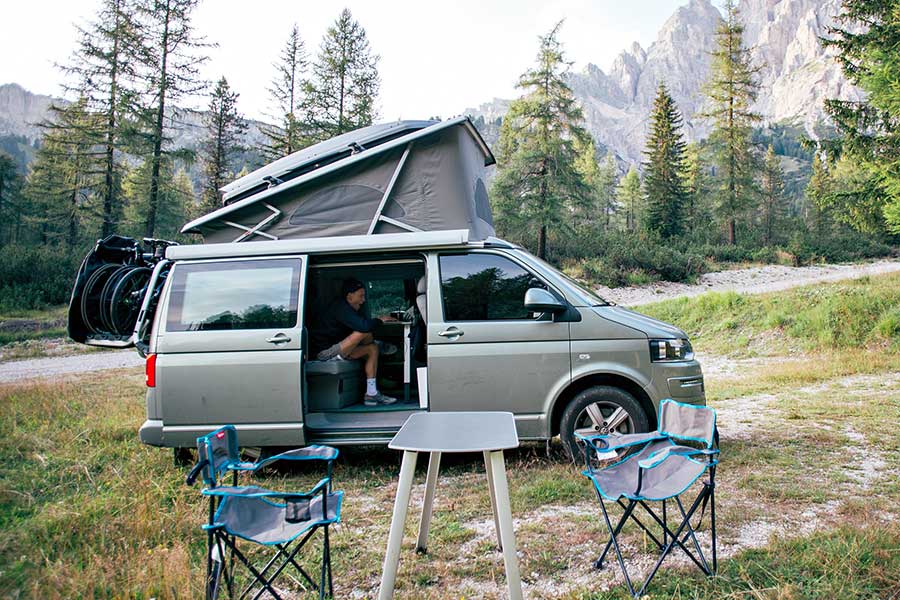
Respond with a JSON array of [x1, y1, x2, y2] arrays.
[[595, 257, 900, 306], [0, 349, 143, 383]]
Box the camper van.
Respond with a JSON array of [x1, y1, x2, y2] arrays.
[[68, 118, 704, 459]]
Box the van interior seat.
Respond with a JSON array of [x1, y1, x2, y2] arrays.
[[415, 275, 427, 322], [306, 359, 362, 376]]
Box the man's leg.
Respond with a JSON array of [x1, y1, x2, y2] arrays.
[[338, 331, 374, 359], [343, 337, 396, 405]]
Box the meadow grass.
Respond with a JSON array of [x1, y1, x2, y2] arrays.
[[2, 274, 900, 598]]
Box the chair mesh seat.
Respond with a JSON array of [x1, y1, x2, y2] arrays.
[[214, 490, 343, 545], [585, 441, 708, 502]]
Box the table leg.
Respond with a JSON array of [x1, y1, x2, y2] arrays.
[[416, 451, 441, 554], [488, 450, 523, 600], [483, 450, 502, 551], [378, 450, 418, 600]]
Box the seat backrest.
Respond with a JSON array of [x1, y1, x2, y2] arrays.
[[658, 399, 716, 448], [416, 275, 427, 322], [196, 425, 240, 485]]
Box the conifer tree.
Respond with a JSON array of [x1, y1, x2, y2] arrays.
[[61, 0, 142, 237], [134, 0, 209, 238], [643, 83, 688, 238], [683, 143, 710, 236], [573, 140, 617, 230], [618, 166, 642, 233], [0, 153, 22, 247], [304, 9, 380, 143], [805, 152, 834, 236], [491, 22, 590, 259], [702, 0, 761, 244], [200, 77, 246, 214], [759, 145, 785, 245], [823, 0, 900, 234], [597, 153, 619, 231], [262, 24, 307, 160]]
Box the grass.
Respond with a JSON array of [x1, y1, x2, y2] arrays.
[[2, 274, 900, 598], [0, 305, 68, 346]]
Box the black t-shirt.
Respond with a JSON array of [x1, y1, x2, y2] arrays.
[[309, 299, 382, 355]]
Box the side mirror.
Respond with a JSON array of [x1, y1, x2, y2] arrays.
[[524, 288, 567, 314]]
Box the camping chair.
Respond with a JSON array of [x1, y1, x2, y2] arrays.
[[185, 426, 343, 600], [577, 399, 719, 598]]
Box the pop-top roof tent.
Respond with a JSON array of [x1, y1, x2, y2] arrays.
[[182, 117, 497, 243]]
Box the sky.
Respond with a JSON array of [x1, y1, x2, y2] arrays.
[[3, 0, 692, 123]]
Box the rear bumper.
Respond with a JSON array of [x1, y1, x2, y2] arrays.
[[139, 419, 305, 448]]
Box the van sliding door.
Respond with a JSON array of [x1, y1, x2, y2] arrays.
[[155, 256, 307, 446]]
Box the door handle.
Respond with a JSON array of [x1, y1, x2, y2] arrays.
[[437, 327, 464, 339], [266, 333, 292, 344]]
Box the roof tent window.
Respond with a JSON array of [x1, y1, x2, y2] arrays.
[[288, 184, 384, 226], [474, 178, 492, 224]]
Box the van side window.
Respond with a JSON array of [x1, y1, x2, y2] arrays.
[[439, 253, 546, 321], [166, 259, 300, 332]]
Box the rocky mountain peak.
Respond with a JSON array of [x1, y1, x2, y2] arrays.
[[0, 83, 58, 143]]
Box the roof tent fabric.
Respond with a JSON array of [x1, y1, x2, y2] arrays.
[[186, 118, 496, 243]]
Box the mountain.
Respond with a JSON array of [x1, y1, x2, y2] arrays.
[[0, 83, 57, 143], [466, 0, 863, 166]]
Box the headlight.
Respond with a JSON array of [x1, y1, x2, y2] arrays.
[[649, 338, 693, 362]]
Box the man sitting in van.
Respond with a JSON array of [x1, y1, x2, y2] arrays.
[[310, 278, 399, 406]]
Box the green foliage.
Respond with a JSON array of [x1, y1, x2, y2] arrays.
[[491, 22, 590, 259], [643, 83, 688, 238], [823, 0, 900, 235], [759, 144, 787, 245], [261, 24, 308, 160], [304, 8, 380, 143], [556, 230, 708, 287], [0, 245, 86, 311], [0, 152, 24, 246], [702, 0, 761, 244], [617, 166, 642, 233], [199, 76, 246, 215]]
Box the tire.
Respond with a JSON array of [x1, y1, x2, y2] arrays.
[[559, 385, 650, 463], [99, 266, 132, 333], [108, 266, 151, 335], [79, 263, 121, 334]]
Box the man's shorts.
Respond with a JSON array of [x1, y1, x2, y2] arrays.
[[315, 342, 347, 362]]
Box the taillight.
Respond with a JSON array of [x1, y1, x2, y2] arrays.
[[146, 354, 157, 387]]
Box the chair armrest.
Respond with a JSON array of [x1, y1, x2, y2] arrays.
[[637, 445, 719, 470], [201, 477, 331, 499], [253, 445, 339, 471], [576, 431, 665, 452]]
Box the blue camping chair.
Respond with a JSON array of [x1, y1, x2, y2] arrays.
[[186, 426, 343, 599], [577, 399, 719, 598]]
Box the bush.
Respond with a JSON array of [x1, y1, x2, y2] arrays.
[[0, 244, 86, 311], [555, 231, 708, 287], [787, 229, 893, 265]]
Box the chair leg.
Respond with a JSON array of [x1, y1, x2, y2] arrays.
[[598, 498, 638, 598], [710, 477, 717, 574], [595, 495, 639, 570], [219, 536, 284, 600], [326, 524, 334, 598]]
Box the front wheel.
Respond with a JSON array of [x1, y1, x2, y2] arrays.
[[559, 386, 650, 462]]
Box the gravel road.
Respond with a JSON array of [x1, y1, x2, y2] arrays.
[[1, 258, 898, 384]]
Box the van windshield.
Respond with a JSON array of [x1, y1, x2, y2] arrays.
[[513, 250, 610, 307]]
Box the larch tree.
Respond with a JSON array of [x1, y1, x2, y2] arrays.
[[61, 0, 143, 237], [134, 0, 209, 238], [573, 139, 618, 230], [805, 151, 835, 236], [643, 83, 688, 238], [618, 166, 643, 233], [823, 0, 900, 234], [0, 153, 22, 247], [759, 144, 786, 245], [491, 22, 590, 259], [262, 24, 307, 160], [199, 77, 246, 215], [702, 0, 761, 244], [304, 9, 380, 143], [683, 143, 710, 236]]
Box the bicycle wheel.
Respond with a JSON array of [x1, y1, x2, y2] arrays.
[[109, 266, 152, 336], [99, 266, 132, 333], [79, 263, 120, 335]]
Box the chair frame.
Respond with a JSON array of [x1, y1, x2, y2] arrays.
[[579, 401, 719, 598], [186, 427, 339, 600]]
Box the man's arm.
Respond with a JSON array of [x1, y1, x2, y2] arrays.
[[336, 302, 383, 333]]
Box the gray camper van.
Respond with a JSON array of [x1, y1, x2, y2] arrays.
[[68, 118, 704, 458]]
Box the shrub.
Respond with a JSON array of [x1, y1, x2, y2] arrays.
[[0, 244, 86, 311]]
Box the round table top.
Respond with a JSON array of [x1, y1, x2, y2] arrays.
[[388, 411, 519, 452]]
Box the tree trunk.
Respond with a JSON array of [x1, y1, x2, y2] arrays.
[[727, 218, 736, 245], [538, 225, 547, 260], [102, 0, 122, 238], [145, 0, 171, 239]]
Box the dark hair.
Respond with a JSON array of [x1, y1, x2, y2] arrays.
[[341, 278, 364, 297]]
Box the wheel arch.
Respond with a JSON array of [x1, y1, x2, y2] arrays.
[[549, 373, 657, 437]]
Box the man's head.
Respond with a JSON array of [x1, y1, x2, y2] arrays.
[[342, 278, 366, 310]]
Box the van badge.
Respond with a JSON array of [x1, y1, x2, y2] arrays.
[[578, 354, 591, 360]]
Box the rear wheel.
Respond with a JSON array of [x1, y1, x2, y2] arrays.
[[559, 386, 649, 463], [109, 266, 152, 335], [79, 263, 121, 334]]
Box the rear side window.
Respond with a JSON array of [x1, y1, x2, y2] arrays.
[[439, 253, 545, 321], [166, 259, 300, 332]]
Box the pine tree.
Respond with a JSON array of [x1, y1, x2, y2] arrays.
[[200, 77, 246, 215], [805, 152, 834, 236], [597, 153, 619, 231], [683, 143, 710, 236], [759, 145, 785, 245], [643, 83, 688, 238], [61, 0, 142, 237], [304, 9, 380, 143], [490, 22, 590, 259], [823, 0, 900, 234], [702, 0, 761, 245], [134, 0, 209, 238], [123, 158, 192, 239], [0, 153, 22, 247], [618, 166, 642, 233], [262, 24, 307, 160]]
